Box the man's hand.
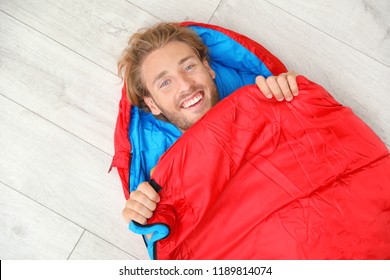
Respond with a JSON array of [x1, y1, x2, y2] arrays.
[[122, 182, 160, 225], [255, 71, 298, 101]]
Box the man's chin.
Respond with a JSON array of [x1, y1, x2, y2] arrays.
[[163, 102, 214, 131], [173, 114, 203, 132], [185, 112, 208, 128]]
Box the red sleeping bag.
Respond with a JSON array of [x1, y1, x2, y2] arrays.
[[147, 76, 390, 259]]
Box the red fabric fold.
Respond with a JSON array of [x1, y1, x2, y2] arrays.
[[111, 84, 131, 199]]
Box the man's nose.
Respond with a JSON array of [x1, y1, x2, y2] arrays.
[[177, 74, 193, 94]]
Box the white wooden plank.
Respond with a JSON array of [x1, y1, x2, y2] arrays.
[[0, 12, 120, 155], [68, 231, 137, 260], [128, 0, 221, 22], [210, 0, 390, 147], [268, 0, 390, 66], [0, 182, 83, 259], [0, 95, 149, 259], [0, 0, 159, 72]]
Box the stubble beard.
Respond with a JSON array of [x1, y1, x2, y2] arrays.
[[157, 84, 220, 132]]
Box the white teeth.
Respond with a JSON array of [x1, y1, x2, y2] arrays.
[[182, 94, 202, 108]]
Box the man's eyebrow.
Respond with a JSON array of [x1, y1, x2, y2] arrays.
[[153, 70, 168, 87], [152, 56, 196, 87], [178, 55, 195, 65]]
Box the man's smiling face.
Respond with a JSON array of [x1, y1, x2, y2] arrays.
[[141, 41, 219, 132]]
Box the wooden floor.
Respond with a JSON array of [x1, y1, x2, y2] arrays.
[[0, 0, 389, 260]]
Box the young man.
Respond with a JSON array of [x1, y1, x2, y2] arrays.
[[118, 22, 299, 226]]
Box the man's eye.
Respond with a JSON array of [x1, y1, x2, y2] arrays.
[[160, 80, 170, 88], [185, 65, 194, 71]]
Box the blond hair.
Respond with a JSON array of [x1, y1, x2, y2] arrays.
[[117, 23, 209, 111]]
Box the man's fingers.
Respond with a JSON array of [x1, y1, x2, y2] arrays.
[[255, 75, 272, 99], [122, 207, 148, 225], [129, 189, 158, 212], [122, 181, 161, 225], [256, 72, 299, 101], [265, 76, 284, 101], [137, 182, 160, 203], [287, 74, 299, 96], [276, 74, 293, 101], [256, 75, 285, 100], [123, 198, 154, 223]]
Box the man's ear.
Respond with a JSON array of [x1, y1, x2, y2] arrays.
[[143, 96, 162, 115], [202, 59, 216, 79]]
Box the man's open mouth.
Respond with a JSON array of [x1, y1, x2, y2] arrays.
[[180, 92, 204, 109]]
